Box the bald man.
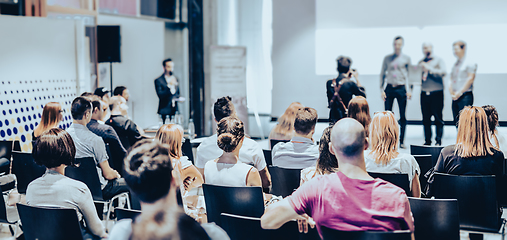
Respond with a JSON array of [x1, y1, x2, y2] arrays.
[[261, 118, 414, 238], [419, 43, 446, 146]]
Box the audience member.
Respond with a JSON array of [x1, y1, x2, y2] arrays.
[[347, 96, 371, 137], [108, 140, 229, 240], [268, 102, 304, 143], [482, 105, 507, 154], [300, 124, 338, 185], [113, 86, 130, 101], [195, 96, 270, 189], [204, 117, 262, 187], [66, 97, 129, 200], [261, 118, 414, 237], [94, 87, 112, 122], [156, 124, 203, 190], [272, 107, 319, 169], [86, 96, 127, 174], [80, 92, 94, 97], [27, 128, 106, 240], [106, 96, 144, 151], [427, 106, 505, 196], [365, 111, 421, 197], [32, 102, 62, 142]]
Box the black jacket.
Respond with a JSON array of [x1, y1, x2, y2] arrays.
[[154, 74, 180, 115]]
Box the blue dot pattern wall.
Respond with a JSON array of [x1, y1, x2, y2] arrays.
[[0, 79, 77, 152]]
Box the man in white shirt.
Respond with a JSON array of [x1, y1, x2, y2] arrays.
[[195, 96, 271, 190]]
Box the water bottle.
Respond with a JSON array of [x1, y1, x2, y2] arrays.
[[174, 111, 183, 125], [188, 119, 195, 140]]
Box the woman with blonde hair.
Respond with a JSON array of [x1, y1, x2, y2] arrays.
[[155, 124, 203, 190], [33, 102, 63, 141], [433, 106, 504, 176], [365, 111, 421, 197], [347, 96, 371, 137], [269, 102, 304, 142]]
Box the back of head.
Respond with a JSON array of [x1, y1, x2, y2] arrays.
[[80, 92, 93, 97], [274, 102, 304, 136], [317, 124, 338, 174], [336, 56, 352, 74], [40, 102, 62, 130], [216, 116, 245, 153], [124, 140, 173, 203], [110, 96, 125, 111], [71, 97, 92, 120], [213, 96, 235, 122], [33, 128, 76, 168], [347, 96, 371, 136], [113, 86, 127, 96], [330, 118, 366, 159], [369, 111, 399, 165], [155, 124, 184, 159], [86, 95, 102, 112], [94, 87, 109, 98], [482, 105, 498, 133], [294, 107, 318, 135], [456, 106, 494, 158]]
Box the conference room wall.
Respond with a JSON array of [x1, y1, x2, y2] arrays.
[[272, 0, 507, 121], [97, 15, 165, 129]]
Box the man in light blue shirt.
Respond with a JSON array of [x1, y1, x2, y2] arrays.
[[272, 107, 319, 169]]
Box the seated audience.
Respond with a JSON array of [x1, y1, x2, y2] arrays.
[[272, 107, 319, 169], [204, 117, 262, 187], [106, 96, 144, 151], [196, 96, 270, 189], [108, 140, 229, 240], [27, 128, 106, 240], [347, 96, 371, 137], [156, 123, 203, 190], [365, 111, 421, 197], [482, 105, 507, 154], [66, 97, 129, 200], [427, 106, 505, 195], [268, 102, 304, 144], [33, 102, 63, 142], [86, 96, 127, 174], [113, 86, 130, 101], [261, 118, 414, 237], [94, 87, 111, 122], [300, 124, 338, 185]]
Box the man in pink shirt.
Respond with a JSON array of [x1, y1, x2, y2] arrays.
[[261, 118, 414, 237]]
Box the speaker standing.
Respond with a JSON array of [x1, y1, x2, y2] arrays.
[[155, 58, 180, 124]]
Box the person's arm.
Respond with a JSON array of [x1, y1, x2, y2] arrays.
[[405, 57, 412, 99], [78, 186, 107, 238], [326, 80, 334, 105], [427, 58, 446, 78], [454, 72, 476, 100], [411, 173, 421, 198], [380, 56, 388, 95], [261, 199, 301, 230], [259, 167, 271, 190], [181, 165, 204, 190], [246, 167, 262, 187], [99, 160, 120, 180]]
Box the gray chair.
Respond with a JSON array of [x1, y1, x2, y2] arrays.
[[408, 197, 459, 240]]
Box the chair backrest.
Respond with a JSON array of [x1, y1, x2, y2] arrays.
[[412, 154, 432, 191], [368, 172, 410, 196], [182, 138, 194, 164], [13, 140, 21, 152], [432, 172, 500, 232], [410, 145, 443, 166], [116, 208, 141, 221], [263, 149, 272, 166], [17, 203, 84, 240], [408, 197, 460, 240], [320, 226, 412, 240], [268, 166, 301, 198], [65, 157, 104, 201], [202, 184, 264, 227], [270, 139, 290, 150], [0, 140, 13, 175], [11, 151, 46, 194]]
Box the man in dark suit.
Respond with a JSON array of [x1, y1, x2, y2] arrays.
[[155, 58, 180, 124]]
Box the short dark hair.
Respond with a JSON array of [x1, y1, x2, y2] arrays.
[[162, 58, 172, 67], [33, 128, 76, 168], [217, 117, 245, 153], [294, 107, 318, 135], [213, 96, 235, 122], [71, 97, 92, 120], [394, 36, 404, 42], [336, 56, 352, 74], [124, 140, 173, 203], [113, 86, 127, 96], [85, 95, 102, 112], [453, 40, 466, 49], [80, 92, 93, 97]]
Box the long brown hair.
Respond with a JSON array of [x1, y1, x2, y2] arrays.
[[347, 96, 371, 137], [482, 105, 500, 149], [317, 124, 338, 174], [369, 111, 399, 165], [34, 102, 62, 137], [270, 102, 304, 138], [455, 106, 494, 158], [155, 124, 184, 160]]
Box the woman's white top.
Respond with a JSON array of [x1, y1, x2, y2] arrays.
[[364, 151, 420, 190], [204, 160, 253, 187]]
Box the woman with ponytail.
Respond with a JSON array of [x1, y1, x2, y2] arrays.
[[204, 117, 262, 187], [482, 105, 507, 154]]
